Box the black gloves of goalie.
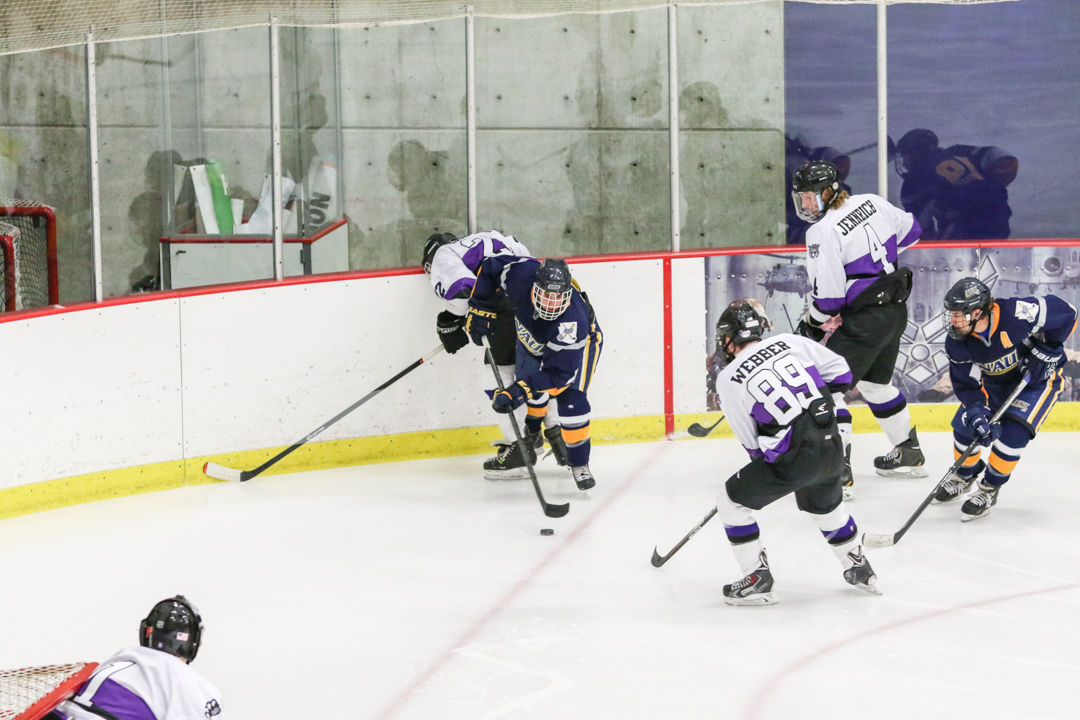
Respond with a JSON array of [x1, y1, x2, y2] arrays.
[[796, 316, 827, 342], [436, 310, 469, 354], [1021, 338, 1065, 382]]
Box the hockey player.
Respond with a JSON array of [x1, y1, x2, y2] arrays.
[[935, 277, 1076, 520], [47, 595, 224, 720], [422, 230, 568, 479], [713, 300, 879, 605], [792, 159, 924, 495], [465, 257, 602, 491]]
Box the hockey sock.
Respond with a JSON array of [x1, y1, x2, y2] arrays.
[[719, 497, 765, 574], [857, 381, 911, 447], [983, 420, 1031, 486], [812, 505, 860, 567]]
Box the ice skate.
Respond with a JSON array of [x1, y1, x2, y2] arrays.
[[934, 471, 974, 503], [874, 427, 929, 478], [960, 481, 1000, 521], [543, 426, 570, 466], [723, 550, 777, 606], [482, 440, 536, 480], [842, 547, 882, 596], [571, 464, 595, 491]]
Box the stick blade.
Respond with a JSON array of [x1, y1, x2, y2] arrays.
[[544, 502, 570, 518], [862, 531, 896, 548], [686, 423, 709, 438], [203, 461, 245, 482], [650, 547, 668, 568]]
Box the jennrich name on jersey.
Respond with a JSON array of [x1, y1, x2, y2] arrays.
[[836, 199, 878, 236]]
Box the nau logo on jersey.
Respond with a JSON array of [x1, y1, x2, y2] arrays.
[[1014, 300, 1039, 323], [515, 319, 545, 356], [981, 349, 1018, 375], [557, 322, 578, 344]]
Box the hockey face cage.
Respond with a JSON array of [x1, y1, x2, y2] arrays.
[[943, 277, 993, 341], [532, 283, 572, 321], [139, 595, 203, 662]]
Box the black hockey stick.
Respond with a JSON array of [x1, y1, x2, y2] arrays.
[[481, 337, 570, 519], [203, 344, 445, 482], [862, 372, 1031, 548], [651, 506, 718, 567], [687, 415, 725, 438]]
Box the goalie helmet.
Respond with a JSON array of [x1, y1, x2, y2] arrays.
[[791, 160, 840, 223], [532, 258, 574, 321], [716, 299, 768, 361], [140, 595, 203, 662], [943, 277, 992, 341], [421, 232, 457, 274]]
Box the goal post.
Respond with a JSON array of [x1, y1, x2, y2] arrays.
[[0, 200, 60, 311], [0, 662, 98, 720]]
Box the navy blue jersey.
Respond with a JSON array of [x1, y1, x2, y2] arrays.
[[946, 295, 1077, 408], [473, 256, 601, 395]]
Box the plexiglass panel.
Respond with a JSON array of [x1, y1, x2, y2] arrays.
[[0, 45, 93, 302]]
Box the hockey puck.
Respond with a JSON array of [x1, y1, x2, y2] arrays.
[[540, 528, 555, 536]]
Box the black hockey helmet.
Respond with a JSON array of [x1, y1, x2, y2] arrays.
[[895, 128, 940, 177], [791, 160, 840, 223], [140, 595, 203, 663], [532, 258, 574, 321], [421, 232, 457, 274], [943, 277, 992, 340], [716, 299, 768, 361]]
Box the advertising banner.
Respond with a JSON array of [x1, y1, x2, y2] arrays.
[[704, 244, 1080, 409]]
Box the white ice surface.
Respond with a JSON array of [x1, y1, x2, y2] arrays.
[[1, 431, 1078, 720]]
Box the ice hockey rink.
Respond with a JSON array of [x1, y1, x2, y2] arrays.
[[2, 430, 1078, 720]]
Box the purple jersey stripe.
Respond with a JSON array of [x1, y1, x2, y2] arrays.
[[443, 277, 475, 301], [762, 428, 793, 463], [843, 277, 877, 304], [814, 296, 845, 313], [84, 678, 158, 720], [460, 243, 487, 273], [898, 218, 921, 249], [827, 370, 853, 391]]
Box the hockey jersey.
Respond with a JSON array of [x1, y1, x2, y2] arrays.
[[946, 295, 1077, 408], [472, 256, 601, 395], [427, 230, 532, 316], [715, 333, 852, 463], [51, 646, 224, 720], [804, 193, 920, 325]]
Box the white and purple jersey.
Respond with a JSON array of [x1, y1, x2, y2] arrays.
[[427, 230, 532, 317], [52, 646, 223, 720], [804, 193, 920, 325], [716, 333, 852, 463]]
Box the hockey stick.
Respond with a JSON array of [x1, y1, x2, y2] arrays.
[[203, 344, 445, 482], [862, 372, 1031, 548], [651, 506, 718, 567], [687, 415, 725, 438], [481, 336, 570, 519]]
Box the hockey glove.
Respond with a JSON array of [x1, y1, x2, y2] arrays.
[[1021, 338, 1065, 382], [492, 380, 533, 414], [961, 405, 999, 447], [436, 310, 469, 354], [465, 303, 498, 345], [796, 317, 827, 342]]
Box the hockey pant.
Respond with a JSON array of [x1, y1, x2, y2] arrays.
[[951, 370, 1065, 487], [718, 411, 859, 574]]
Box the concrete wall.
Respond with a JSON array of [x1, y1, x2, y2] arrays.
[[0, 3, 784, 302]]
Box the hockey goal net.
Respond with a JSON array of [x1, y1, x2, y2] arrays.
[[0, 201, 59, 313], [0, 662, 97, 720]]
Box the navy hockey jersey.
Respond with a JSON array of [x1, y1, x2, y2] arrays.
[[472, 256, 601, 395], [946, 295, 1077, 408]]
